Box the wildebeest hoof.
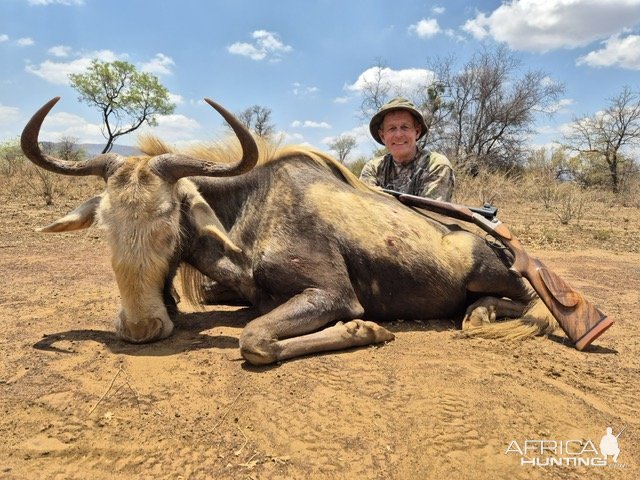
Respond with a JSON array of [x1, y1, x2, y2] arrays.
[[341, 320, 395, 344], [461, 305, 496, 330], [115, 316, 174, 343]]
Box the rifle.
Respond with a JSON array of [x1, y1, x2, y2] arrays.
[[383, 189, 614, 350]]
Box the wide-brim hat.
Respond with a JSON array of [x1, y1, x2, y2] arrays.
[[369, 97, 428, 145]]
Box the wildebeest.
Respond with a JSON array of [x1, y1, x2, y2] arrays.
[[21, 97, 556, 365]]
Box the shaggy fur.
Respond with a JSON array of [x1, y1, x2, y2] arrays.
[[23, 97, 558, 362]]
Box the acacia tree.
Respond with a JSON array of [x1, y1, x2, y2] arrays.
[[235, 105, 275, 138], [69, 60, 175, 153], [328, 134, 357, 163], [563, 86, 640, 193], [56, 136, 86, 161]]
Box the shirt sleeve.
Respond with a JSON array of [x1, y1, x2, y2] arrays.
[[359, 159, 381, 187], [417, 162, 455, 202]]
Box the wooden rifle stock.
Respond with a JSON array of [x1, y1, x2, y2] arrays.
[[390, 192, 613, 350]]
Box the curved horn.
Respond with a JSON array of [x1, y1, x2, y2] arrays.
[[21, 97, 121, 179], [149, 98, 259, 182]]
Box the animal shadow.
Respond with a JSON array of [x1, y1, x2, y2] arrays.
[[32, 307, 258, 357]]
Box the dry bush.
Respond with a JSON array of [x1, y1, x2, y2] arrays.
[[2, 164, 104, 207], [22, 164, 59, 206], [617, 173, 640, 208], [454, 166, 523, 207], [550, 184, 585, 225], [1, 138, 99, 207]]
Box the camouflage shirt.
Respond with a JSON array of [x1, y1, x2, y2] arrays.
[[359, 149, 455, 201]]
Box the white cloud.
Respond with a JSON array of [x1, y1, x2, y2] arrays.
[[333, 96, 351, 104], [0, 34, 8, 43], [36, 111, 104, 143], [32, 108, 202, 145], [577, 33, 640, 70], [279, 131, 306, 144], [347, 66, 435, 96], [17, 37, 35, 47], [462, 13, 490, 40], [462, 0, 640, 53], [0, 104, 21, 127], [26, 50, 176, 88], [139, 53, 175, 75], [28, 0, 84, 5], [433, 6, 445, 15], [409, 18, 441, 38], [292, 82, 319, 96], [228, 30, 292, 62], [291, 120, 331, 129], [444, 29, 465, 41], [136, 114, 201, 142], [48, 45, 72, 57], [322, 124, 369, 146], [167, 93, 184, 105], [546, 98, 575, 115], [25, 49, 123, 85], [557, 120, 578, 138], [228, 42, 264, 60]]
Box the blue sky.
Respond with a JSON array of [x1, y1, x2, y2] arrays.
[[1, 0, 640, 160]]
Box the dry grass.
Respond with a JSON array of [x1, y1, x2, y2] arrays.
[[455, 168, 640, 253], [2, 156, 639, 254]]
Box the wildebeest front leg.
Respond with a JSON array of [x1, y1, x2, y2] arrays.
[[239, 288, 394, 365]]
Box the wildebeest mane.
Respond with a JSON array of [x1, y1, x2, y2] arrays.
[[136, 134, 378, 195]]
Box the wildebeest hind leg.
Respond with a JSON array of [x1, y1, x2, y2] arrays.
[[462, 261, 557, 339], [461, 297, 529, 329], [239, 288, 394, 365]]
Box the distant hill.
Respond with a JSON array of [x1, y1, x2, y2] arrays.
[[80, 143, 142, 157], [41, 141, 141, 157]]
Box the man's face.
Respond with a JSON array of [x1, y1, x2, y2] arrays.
[[379, 110, 421, 165]]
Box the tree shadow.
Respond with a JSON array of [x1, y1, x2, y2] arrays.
[[32, 307, 258, 357]]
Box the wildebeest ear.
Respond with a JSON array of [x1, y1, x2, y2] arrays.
[[190, 201, 242, 253], [38, 195, 102, 233]]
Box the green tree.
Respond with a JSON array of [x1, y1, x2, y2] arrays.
[[328, 134, 357, 163], [0, 139, 25, 177], [347, 155, 368, 177], [56, 136, 86, 162], [69, 60, 175, 153]]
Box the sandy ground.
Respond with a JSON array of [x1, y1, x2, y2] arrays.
[[1, 193, 639, 480]]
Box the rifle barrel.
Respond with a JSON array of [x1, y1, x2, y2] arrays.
[[381, 189, 498, 220]]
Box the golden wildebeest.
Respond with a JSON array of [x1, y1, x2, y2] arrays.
[[21, 97, 556, 365]]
